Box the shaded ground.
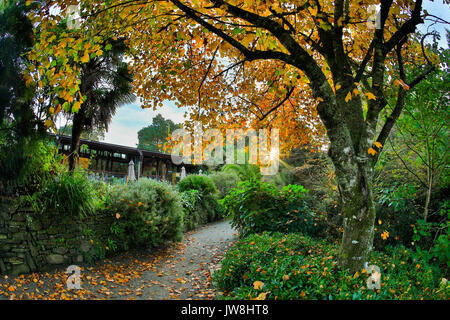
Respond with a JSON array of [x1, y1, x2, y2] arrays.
[[0, 220, 237, 300]]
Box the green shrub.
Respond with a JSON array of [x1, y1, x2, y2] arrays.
[[1, 139, 64, 194], [373, 183, 430, 250], [103, 178, 184, 251], [223, 179, 326, 238], [179, 189, 203, 231], [209, 171, 240, 199], [214, 232, 449, 300], [27, 169, 98, 218], [221, 164, 261, 181], [178, 174, 224, 222], [414, 201, 450, 275], [178, 174, 217, 195]]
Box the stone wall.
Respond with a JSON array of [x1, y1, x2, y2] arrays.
[[0, 197, 113, 275]]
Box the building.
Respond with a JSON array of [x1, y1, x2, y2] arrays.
[[54, 135, 198, 182]]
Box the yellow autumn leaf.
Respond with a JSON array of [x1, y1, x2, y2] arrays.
[[394, 79, 410, 90], [368, 147, 377, 156], [365, 92, 377, 100], [352, 88, 359, 96], [253, 280, 264, 290], [116, 213, 121, 219], [81, 53, 90, 63], [44, 119, 53, 128], [374, 141, 383, 148], [73, 101, 81, 112], [254, 292, 267, 300], [308, 6, 318, 16], [335, 84, 342, 91], [345, 91, 352, 103]]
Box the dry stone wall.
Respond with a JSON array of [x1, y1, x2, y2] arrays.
[[0, 197, 113, 276]]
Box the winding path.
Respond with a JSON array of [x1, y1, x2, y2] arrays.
[[0, 220, 237, 300]]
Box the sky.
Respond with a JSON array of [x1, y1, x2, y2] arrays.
[[100, 1, 449, 148], [101, 101, 186, 147]]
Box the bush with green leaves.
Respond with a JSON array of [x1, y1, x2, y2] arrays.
[[214, 232, 449, 300], [223, 179, 326, 238], [26, 168, 98, 218], [103, 178, 184, 251], [1, 139, 64, 194], [373, 183, 419, 249], [178, 174, 224, 222], [209, 171, 240, 199], [178, 174, 217, 195], [412, 201, 450, 276], [179, 189, 203, 231]]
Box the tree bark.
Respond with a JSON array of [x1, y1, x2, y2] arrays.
[[336, 161, 376, 272], [324, 110, 377, 273]]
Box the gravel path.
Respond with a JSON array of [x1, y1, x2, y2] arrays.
[[0, 220, 237, 300]]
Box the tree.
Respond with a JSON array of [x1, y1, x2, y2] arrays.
[[138, 114, 181, 152], [0, 0, 46, 190], [377, 40, 449, 221], [28, 0, 444, 272], [58, 123, 105, 141], [67, 38, 135, 171]]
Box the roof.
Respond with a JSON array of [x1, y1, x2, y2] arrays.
[[53, 134, 193, 164]]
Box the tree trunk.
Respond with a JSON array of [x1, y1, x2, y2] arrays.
[[424, 174, 433, 222], [330, 148, 377, 273], [69, 109, 85, 172]]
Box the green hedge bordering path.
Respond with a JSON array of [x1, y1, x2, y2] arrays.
[[214, 232, 450, 300]]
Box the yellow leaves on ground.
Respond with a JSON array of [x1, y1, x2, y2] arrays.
[[254, 292, 267, 300], [253, 280, 264, 290], [381, 230, 390, 240], [115, 213, 121, 219]]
